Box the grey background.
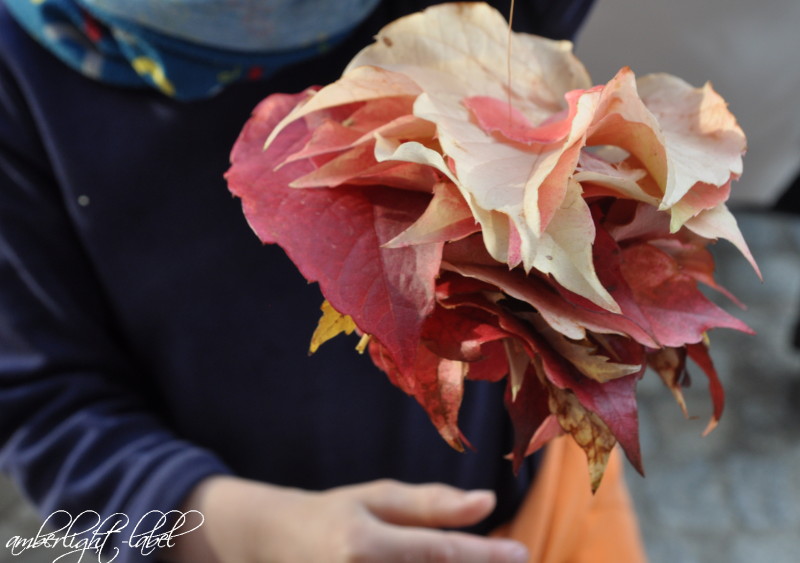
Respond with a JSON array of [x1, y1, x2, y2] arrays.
[[576, 1, 800, 559]]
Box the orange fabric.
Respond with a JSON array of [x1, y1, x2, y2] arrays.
[[491, 437, 648, 563]]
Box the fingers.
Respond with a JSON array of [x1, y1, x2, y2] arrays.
[[351, 525, 530, 563], [357, 480, 496, 529]]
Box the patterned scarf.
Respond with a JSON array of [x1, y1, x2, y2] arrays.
[[3, 0, 380, 100]]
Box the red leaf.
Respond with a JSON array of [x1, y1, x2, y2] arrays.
[[227, 93, 442, 374], [444, 258, 657, 348], [619, 243, 753, 347], [437, 291, 644, 474], [519, 415, 563, 458], [686, 341, 725, 435], [536, 349, 644, 475], [550, 224, 658, 346], [369, 339, 468, 451], [464, 340, 509, 383], [648, 235, 744, 307], [504, 363, 551, 474], [421, 304, 507, 362]]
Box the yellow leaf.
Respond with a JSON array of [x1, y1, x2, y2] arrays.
[[309, 300, 358, 354]]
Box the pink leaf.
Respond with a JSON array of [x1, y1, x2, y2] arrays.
[[463, 88, 592, 145]]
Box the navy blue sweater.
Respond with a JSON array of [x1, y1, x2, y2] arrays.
[[0, 1, 593, 560]]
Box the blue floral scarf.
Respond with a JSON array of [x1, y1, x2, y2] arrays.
[[3, 0, 380, 100]]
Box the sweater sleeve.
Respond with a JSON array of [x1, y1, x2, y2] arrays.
[[0, 25, 231, 563]]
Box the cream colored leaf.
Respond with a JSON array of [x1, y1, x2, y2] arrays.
[[384, 182, 477, 247], [585, 68, 669, 200], [528, 180, 619, 313], [684, 204, 761, 279], [346, 2, 591, 121], [637, 74, 746, 216], [410, 93, 618, 312], [264, 66, 421, 151], [575, 150, 658, 206]]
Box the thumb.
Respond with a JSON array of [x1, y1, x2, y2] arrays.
[[359, 480, 496, 529]]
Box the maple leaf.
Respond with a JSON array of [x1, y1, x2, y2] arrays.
[[420, 302, 508, 363], [530, 314, 643, 384], [684, 203, 761, 279], [583, 67, 669, 208], [263, 65, 422, 149], [441, 235, 656, 347], [647, 341, 725, 436], [534, 341, 644, 476]]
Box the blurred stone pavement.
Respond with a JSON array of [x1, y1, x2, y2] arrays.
[[1, 210, 798, 562], [623, 210, 800, 562]]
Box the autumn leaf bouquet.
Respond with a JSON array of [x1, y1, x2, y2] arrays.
[[226, 2, 759, 489]]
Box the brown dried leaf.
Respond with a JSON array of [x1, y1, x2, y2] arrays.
[[549, 384, 616, 492], [647, 347, 690, 418]]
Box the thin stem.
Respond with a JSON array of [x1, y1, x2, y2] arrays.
[[506, 0, 515, 126]]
